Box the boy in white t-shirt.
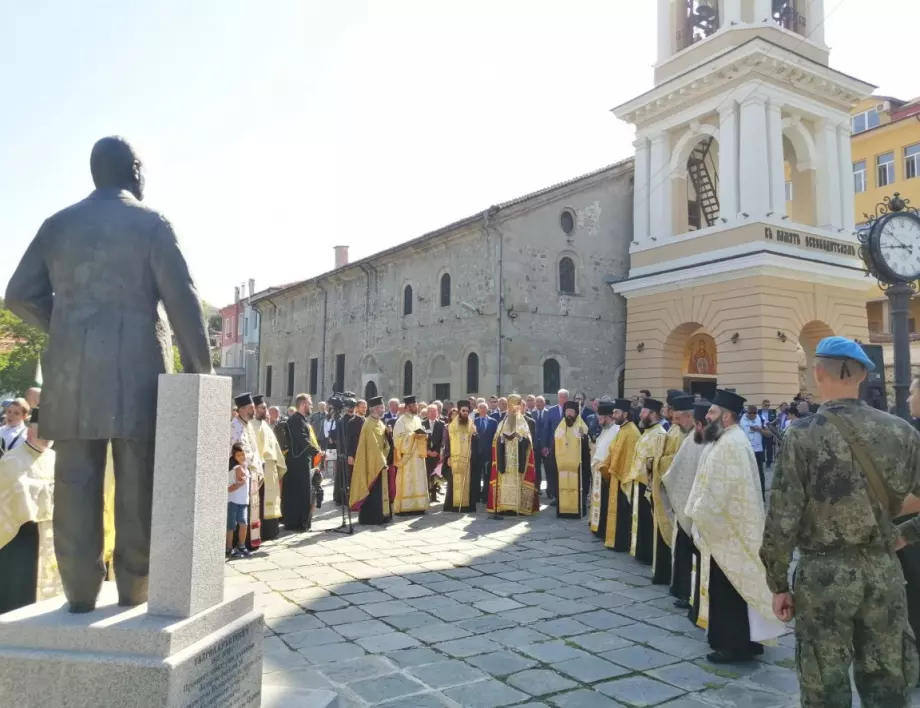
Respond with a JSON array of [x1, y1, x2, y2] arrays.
[[227, 443, 251, 558]]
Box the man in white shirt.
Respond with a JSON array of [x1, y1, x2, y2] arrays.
[[0, 398, 30, 457], [739, 404, 768, 499]]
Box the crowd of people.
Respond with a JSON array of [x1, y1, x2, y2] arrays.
[[6, 333, 920, 706]]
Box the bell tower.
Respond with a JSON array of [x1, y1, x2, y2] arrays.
[[613, 0, 877, 402]]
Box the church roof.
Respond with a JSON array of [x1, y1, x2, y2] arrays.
[[251, 157, 634, 305]]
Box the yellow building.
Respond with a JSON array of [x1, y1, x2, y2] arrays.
[[851, 96, 920, 371]]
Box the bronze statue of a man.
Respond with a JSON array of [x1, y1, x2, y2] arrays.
[[5, 137, 212, 613]]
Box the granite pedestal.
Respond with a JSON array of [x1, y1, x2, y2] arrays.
[[0, 375, 267, 708]]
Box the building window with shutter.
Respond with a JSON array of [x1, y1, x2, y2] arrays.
[[287, 362, 295, 397], [265, 365, 273, 398]]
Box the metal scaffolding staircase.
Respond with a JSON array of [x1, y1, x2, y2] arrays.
[[687, 137, 720, 228]]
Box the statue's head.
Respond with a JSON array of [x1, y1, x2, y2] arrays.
[[90, 136, 145, 201]]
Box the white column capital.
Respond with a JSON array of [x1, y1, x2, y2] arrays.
[[741, 93, 768, 108], [718, 100, 738, 117]]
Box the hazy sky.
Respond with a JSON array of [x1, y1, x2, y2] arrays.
[[2, 0, 918, 306]]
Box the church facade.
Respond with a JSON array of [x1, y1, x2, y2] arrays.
[[252, 160, 634, 407]]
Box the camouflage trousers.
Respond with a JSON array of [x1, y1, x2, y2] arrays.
[[795, 551, 919, 708]]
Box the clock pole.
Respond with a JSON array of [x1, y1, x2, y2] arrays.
[[858, 193, 917, 421], [888, 280, 913, 420]]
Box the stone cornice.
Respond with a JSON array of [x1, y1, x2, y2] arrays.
[[613, 38, 876, 127]]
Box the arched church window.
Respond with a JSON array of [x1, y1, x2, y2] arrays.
[[403, 285, 413, 316], [559, 257, 576, 295], [440, 273, 451, 307], [466, 353, 479, 394], [543, 359, 561, 394], [403, 361, 413, 396]]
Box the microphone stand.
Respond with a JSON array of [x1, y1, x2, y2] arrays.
[[327, 411, 354, 535]]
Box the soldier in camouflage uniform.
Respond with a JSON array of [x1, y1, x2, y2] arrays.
[[761, 337, 920, 708]]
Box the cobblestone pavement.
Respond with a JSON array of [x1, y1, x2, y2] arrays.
[[232, 484, 920, 708]]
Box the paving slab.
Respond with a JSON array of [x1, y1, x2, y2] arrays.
[[349, 673, 428, 703], [518, 640, 592, 663], [595, 676, 686, 707], [297, 641, 368, 665], [317, 655, 397, 683], [408, 659, 488, 688], [333, 619, 396, 640], [465, 649, 539, 676], [407, 621, 473, 644], [356, 630, 421, 653], [555, 655, 630, 683], [506, 668, 578, 696], [647, 661, 731, 692], [385, 647, 446, 668], [602, 644, 682, 671], [443, 678, 530, 707], [549, 689, 627, 708], [434, 636, 503, 658]]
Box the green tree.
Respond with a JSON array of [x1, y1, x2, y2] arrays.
[[172, 345, 184, 374], [0, 300, 48, 397]]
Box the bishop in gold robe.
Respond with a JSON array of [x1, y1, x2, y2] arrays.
[[443, 400, 478, 513], [625, 398, 667, 566], [553, 401, 591, 519], [253, 396, 287, 541], [349, 397, 392, 525], [589, 401, 619, 537], [661, 400, 709, 613], [392, 396, 430, 515], [487, 395, 538, 516], [0, 410, 61, 614], [685, 389, 783, 664], [602, 399, 640, 551]]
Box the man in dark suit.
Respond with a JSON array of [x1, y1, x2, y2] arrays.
[[421, 403, 446, 502], [474, 401, 498, 502], [5, 136, 212, 613], [529, 396, 547, 494], [540, 389, 569, 506]]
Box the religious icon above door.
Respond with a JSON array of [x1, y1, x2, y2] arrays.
[[686, 336, 716, 376]]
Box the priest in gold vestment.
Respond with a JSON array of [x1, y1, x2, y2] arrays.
[[231, 393, 264, 549], [685, 389, 784, 664], [589, 401, 619, 537], [0, 410, 61, 614], [487, 394, 538, 516], [661, 400, 709, 613], [650, 395, 693, 585], [392, 396, 429, 515], [625, 398, 667, 566], [349, 396, 392, 525], [443, 400, 479, 512], [553, 401, 590, 519], [253, 396, 287, 541], [603, 399, 640, 551]]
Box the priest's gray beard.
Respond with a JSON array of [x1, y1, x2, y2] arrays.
[[703, 418, 724, 443]]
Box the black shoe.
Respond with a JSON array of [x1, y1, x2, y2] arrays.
[[706, 650, 753, 665], [748, 642, 764, 656], [673, 599, 691, 609]]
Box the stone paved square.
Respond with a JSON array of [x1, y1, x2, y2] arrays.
[[235, 488, 920, 707]]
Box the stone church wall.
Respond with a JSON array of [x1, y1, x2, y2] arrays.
[[257, 161, 633, 408]]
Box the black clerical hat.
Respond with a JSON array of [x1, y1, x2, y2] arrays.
[[344, 398, 357, 409], [666, 389, 686, 406], [234, 393, 254, 408], [252, 394, 265, 406], [613, 398, 632, 412], [368, 396, 383, 408], [712, 389, 746, 415], [693, 401, 710, 423], [597, 401, 615, 416], [643, 398, 663, 414], [403, 395, 416, 405], [563, 401, 579, 413], [671, 395, 694, 412]]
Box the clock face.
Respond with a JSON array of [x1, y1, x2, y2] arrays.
[[877, 213, 920, 281]]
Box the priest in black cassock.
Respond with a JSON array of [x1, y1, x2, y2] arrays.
[[627, 398, 667, 566], [282, 394, 321, 531]]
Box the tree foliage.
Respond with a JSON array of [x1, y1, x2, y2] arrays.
[[0, 299, 48, 397], [172, 345, 184, 374]]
